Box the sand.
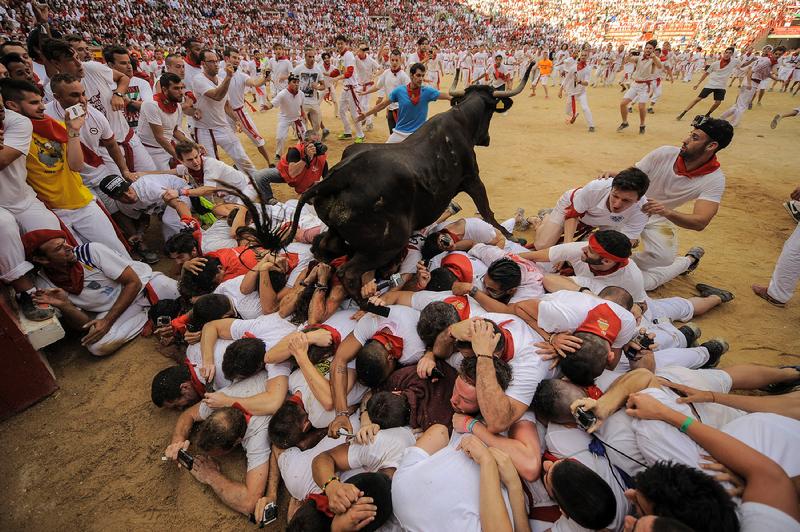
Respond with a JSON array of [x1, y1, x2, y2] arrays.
[[1, 74, 799, 531]]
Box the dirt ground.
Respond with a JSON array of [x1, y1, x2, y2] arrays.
[[1, 74, 799, 531]]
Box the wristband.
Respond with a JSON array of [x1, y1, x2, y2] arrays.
[[462, 415, 474, 433], [322, 476, 340, 492], [335, 411, 349, 418], [180, 188, 190, 197], [467, 418, 480, 433], [468, 285, 478, 298], [679, 416, 694, 433], [113, 91, 124, 98]]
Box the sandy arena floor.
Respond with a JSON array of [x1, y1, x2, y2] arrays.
[[1, 74, 799, 531]]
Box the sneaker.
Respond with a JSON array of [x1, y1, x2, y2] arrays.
[[751, 284, 786, 307], [647, 107, 654, 114], [337, 133, 353, 140], [616, 122, 629, 132], [354, 136, 365, 144], [770, 114, 781, 129], [695, 283, 734, 303], [748, 102, 753, 110], [569, 112, 579, 124], [676, 111, 686, 121], [537, 208, 552, 219], [447, 200, 462, 216], [17, 291, 55, 321], [627, 106, 633, 113], [322, 128, 330, 140], [700, 338, 729, 368], [678, 322, 701, 347], [682, 246, 705, 273], [783, 201, 800, 223], [760, 366, 800, 394], [639, 125, 646, 135], [131, 241, 159, 265], [588, 126, 596, 132], [266, 198, 279, 206], [365, 123, 374, 132]]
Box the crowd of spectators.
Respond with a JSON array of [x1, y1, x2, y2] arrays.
[[0, 0, 793, 54]]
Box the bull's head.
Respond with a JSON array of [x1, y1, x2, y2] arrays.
[[448, 62, 534, 146]]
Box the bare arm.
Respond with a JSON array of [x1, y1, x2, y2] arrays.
[[470, 418, 542, 481], [328, 334, 362, 436], [203, 462, 268, 515], [204, 74, 233, 102], [224, 376, 289, 416]]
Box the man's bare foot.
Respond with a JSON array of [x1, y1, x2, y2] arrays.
[[752, 284, 786, 308]]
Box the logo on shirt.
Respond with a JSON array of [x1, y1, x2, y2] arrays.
[[33, 137, 62, 167], [610, 215, 624, 223]]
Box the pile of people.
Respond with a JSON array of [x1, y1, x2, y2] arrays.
[[2, 4, 800, 532]]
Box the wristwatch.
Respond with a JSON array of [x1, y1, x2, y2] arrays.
[[113, 91, 124, 98], [468, 285, 479, 298]]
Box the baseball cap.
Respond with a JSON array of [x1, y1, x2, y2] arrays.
[[691, 115, 734, 150], [99, 174, 131, 198], [288, 73, 300, 82]]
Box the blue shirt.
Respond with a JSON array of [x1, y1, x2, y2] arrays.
[[389, 84, 440, 134]]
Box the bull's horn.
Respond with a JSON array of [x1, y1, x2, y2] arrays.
[[449, 68, 465, 97], [492, 61, 534, 98]]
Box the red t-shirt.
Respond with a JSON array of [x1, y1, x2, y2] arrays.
[[207, 245, 259, 281]]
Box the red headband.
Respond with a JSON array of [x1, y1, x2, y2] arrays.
[[588, 233, 629, 266]]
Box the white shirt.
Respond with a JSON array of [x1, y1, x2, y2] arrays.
[[35, 242, 153, 313], [0, 109, 37, 207], [635, 146, 725, 210], [197, 370, 272, 471], [192, 74, 230, 129], [177, 156, 253, 199], [433, 217, 497, 244], [227, 70, 253, 110], [186, 339, 235, 390], [537, 290, 637, 348], [354, 54, 381, 86], [392, 432, 512, 532], [338, 50, 358, 87], [704, 58, 741, 89], [117, 173, 188, 219], [376, 69, 411, 110], [547, 242, 647, 303], [137, 99, 183, 147], [82, 60, 130, 141], [352, 305, 425, 364], [229, 314, 298, 378], [288, 366, 367, 429], [556, 179, 648, 240], [271, 88, 304, 121], [271, 58, 293, 92], [201, 219, 237, 252], [468, 244, 545, 303], [347, 427, 416, 471], [563, 63, 591, 96], [740, 502, 800, 532], [411, 290, 487, 318], [214, 274, 263, 319], [292, 63, 324, 105]]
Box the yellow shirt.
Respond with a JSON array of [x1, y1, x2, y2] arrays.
[[539, 59, 553, 76], [26, 126, 94, 210]]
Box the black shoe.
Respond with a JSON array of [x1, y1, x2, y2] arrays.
[[514, 237, 528, 246], [678, 322, 701, 347], [696, 283, 734, 303], [683, 246, 705, 274], [266, 198, 279, 206], [647, 107, 654, 114], [639, 125, 646, 135], [131, 241, 159, 265], [760, 366, 800, 394], [18, 291, 55, 321], [616, 122, 629, 132], [700, 338, 729, 368], [676, 111, 686, 121]]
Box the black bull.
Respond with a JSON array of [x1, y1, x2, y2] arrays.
[[280, 62, 536, 301]]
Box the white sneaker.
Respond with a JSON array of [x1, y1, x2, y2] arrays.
[[784, 200, 800, 223]]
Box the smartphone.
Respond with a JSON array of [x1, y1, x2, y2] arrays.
[[574, 407, 597, 431], [177, 449, 194, 470], [65, 103, 85, 120], [259, 502, 278, 528], [338, 427, 355, 438], [430, 367, 445, 379], [156, 315, 171, 328]]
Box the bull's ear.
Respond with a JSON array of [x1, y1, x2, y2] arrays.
[[495, 97, 513, 113]]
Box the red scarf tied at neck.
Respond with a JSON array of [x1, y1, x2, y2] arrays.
[[184, 55, 200, 68], [371, 329, 404, 360], [406, 83, 421, 105], [674, 154, 720, 178], [154, 92, 178, 113]]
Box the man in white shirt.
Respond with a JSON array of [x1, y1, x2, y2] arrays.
[[353, 43, 381, 131], [269, 44, 292, 95], [626, 117, 733, 289], [103, 46, 153, 130], [136, 72, 189, 169], [292, 47, 325, 136], [617, 40, 663, 135], [0, 99, 61, 320], [191, 49, 257, 176], [332, 35, 365, 143], [222, 47, 272, 167], [264, 74, 306, 162], [357, 49, 410, 134], [560, 49, 595, 132], [677, 47, 746, 120], [530, 168, 650, 249], [173, 140, 260, 203]]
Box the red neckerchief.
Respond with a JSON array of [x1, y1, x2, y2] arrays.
[[390, 67, 401, 74], [306, 493, 334, 518], [497, 319, 515, 362], [719, 58, 730, 69], [674, 154, 720, 178], [287, 392, 304, 409], [283, 252, 300, 271], [184, 55, 200, 68], [184, 358, 207, 397], [494, 65, 505, 79], [589, 262, 624, 276], [307, 324, 342, 350], [444, 295, 471, 320], [418, 51, 428, 62], [406, 83, 421, 105], [231, 401, 252, 423], [357, 53, 367, 60], [288, 87, 299, 96], [31, 115, 68, 143], [154, 92, 178, 113], [577, 60, 587, 71], [371, 329, 404, 360], [277, 56, 289, 60], [585, 385, 603, 400]]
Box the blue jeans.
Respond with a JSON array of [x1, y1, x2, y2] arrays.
[[252, 168, 284, 201]]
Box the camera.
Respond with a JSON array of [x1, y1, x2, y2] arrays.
[[311, 141, 327, 155], [631, 51, 641, 56], [624, 332, 654, 360], [259, 502, 277, 528], [177, 449, 194, 470], [156, 315, 171, 328], [574, 406, 597, 431]]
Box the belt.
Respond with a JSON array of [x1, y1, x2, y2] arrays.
[[635, 80, 652, 85], [750, 78, 763, 83]]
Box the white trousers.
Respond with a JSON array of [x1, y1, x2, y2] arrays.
[[386, 130, 411, 143], [88, 272, 179, 356], [193, 126, 257, 176], [143, 145, 173, 171], [54, 201, 130, 258], [719, 85, 756, 127], [339, 85, 364, 137], [118, 134, 156, 173], [232, 107, 266, 148], [767, 223, 800, 303], [565, 93, 594, 127], [275, 116, 306, 158], [0, 202, 61, 282]]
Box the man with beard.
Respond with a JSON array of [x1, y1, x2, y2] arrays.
[[137, 72, 190, 169]]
